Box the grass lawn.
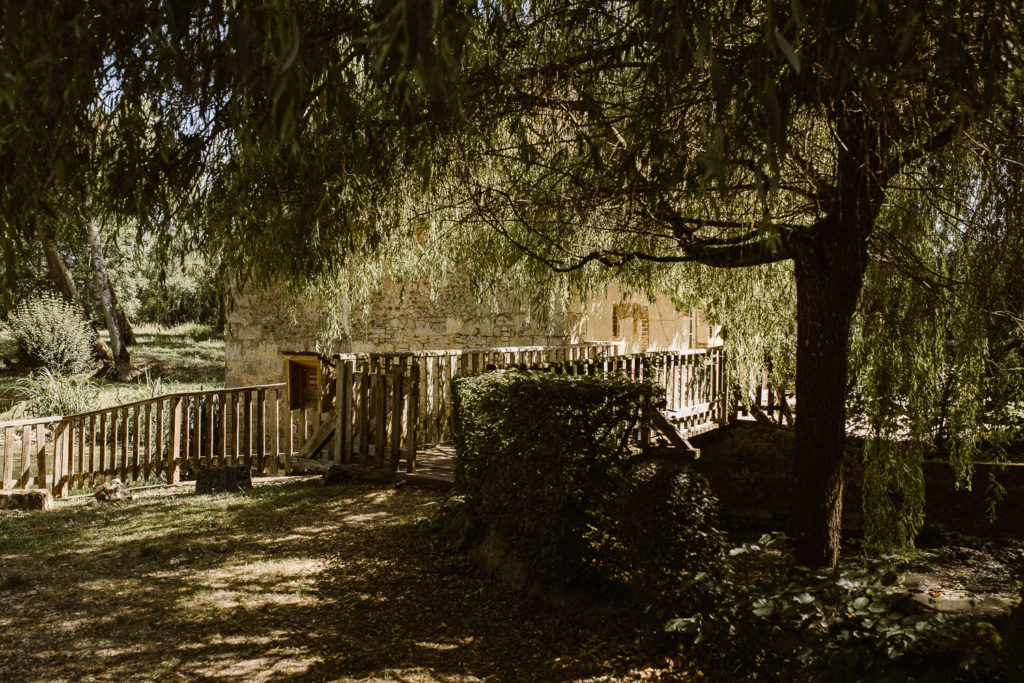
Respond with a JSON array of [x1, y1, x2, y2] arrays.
[[0, 323, 225, 419], [0, 480, 682, 682]]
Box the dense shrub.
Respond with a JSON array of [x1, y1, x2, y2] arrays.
[[451, 370, 726, 594], [667, 534, 1011, 681], [134, 260, 223, 328], [614, 462, 727, 608], [6, 294, 95, 374]]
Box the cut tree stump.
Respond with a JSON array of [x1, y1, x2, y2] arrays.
[[0, 490, 53, 511]]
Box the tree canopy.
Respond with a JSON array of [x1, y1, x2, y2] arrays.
[[2, 1, 1024, 567]]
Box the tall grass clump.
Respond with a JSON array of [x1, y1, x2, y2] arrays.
[[11, 370, 101, 417], [7, 294, 95, 375]]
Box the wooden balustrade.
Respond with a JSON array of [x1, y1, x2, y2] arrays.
[[485, 346, 728, 436], [324, 361, 420, 472], [335, 342, 620, 446], [0, 383, 306, 497], [0, 343, 726, 498]]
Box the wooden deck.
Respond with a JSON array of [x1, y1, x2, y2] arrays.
[[289, 443, 457, 491], [404, 443, 457, 490], [292, 410, 723, 493]]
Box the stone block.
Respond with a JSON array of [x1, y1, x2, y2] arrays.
[[235, 325, 260, 341], [446, 318, 464, 335], [195, 465, 253, 495], [94, 479, 133, 502], [257, 343, 281, 361], [0, 490, 53, 511], [225, 343, 243, 361]]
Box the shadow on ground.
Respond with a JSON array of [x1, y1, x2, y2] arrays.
[[0, 480, 680, 682]]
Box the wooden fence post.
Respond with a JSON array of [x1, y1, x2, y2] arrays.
[[390, 365, 403, 471], [168, 397, 182, 484], [154, 401, 163, 479], [335, 360, 353, 464], [37, 424, 49, 491], [120, 408, 129, 482], [406, 364, 420, 473], [2, 427, 13, 490], [243, 391, 252, 470], [132, 406, 141, 482], [270, 391, 280, 475], [256, 389, 266, 474]]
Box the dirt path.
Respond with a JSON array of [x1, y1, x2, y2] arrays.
[[0, 481, 685, 682]]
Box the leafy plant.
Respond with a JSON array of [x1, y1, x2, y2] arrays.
[[667, 534, 1010, 681], [11, 369, 101, 417], [6, 293, 95, 375], [451, 370, 727, 596], [615, 461, 727, 610], [178, 322, 221, 343]]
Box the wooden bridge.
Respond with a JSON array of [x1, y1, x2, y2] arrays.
[[0, 343, 728, 497]]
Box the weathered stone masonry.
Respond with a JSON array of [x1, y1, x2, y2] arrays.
[[226, 277, 567, 387]]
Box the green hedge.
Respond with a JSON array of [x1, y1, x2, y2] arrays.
[[452, 370, 726, 595]]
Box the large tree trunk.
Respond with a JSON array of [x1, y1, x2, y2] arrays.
[[789, 107, 884, 567], [791, 248, 864, 568], [38, 225, 113, 363], [83, 209, 132, 381], [109, 283, 136, 346]]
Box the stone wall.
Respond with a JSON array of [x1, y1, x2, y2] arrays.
[[566, 283, 715, 354], [225, 277, 568, 387]]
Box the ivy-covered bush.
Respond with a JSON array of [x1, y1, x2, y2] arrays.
[[614, 461, 727, 607], [668, 534, 1011, 681], [6, 294, 95, 375], [452, 370, 726, 594]]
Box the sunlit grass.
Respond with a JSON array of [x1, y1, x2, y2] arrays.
[[0, 323, 224, 419]]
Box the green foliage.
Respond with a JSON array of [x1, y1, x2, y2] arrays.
[[6, 294, 95, 375], [847, 175, 1024, 548], [126, 253, 223, 329], [453, 370, 657, 585], [668, 534, 1009, 681], [10, 369, 101, 417], [174, 323, 221, 344], [452, 370, 726, 595], [614, 461, 727, 608]]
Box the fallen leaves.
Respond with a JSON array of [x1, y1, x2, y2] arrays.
[[0, 480, 687, 681]]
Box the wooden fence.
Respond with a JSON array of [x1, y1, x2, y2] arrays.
[[483, 345, 728, 436], [0, 383, 314, 497], [0, 343, 727, 497], [336, 342, 621, 446], [310, 361, 421, 472]]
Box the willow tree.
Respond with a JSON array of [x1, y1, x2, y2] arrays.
[[0, 2, 200, 378], [4, 1, 1024, 566], [377, 0, 1024, 567]]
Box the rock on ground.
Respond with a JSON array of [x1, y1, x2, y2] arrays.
[[321, 465, 354, 486], [94, 480, 133, 502], [0, 490, 52, 511], [194, 465, 253, 494]]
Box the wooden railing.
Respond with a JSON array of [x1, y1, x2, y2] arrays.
[[336, 342, 620, 446], [295, 362, 421, 472], [1, 415, 64, 491], [486, 345, 728, 436], [1, 343, 726, 496], [0, 383, 314, 497]]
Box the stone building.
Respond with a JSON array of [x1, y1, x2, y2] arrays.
[[225, 277, 713, 387]]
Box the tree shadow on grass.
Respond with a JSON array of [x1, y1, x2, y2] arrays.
[[0, 481, 680, 682]]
